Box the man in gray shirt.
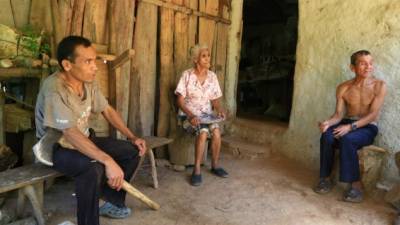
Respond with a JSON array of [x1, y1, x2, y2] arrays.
[[35, 36, 146, 225]]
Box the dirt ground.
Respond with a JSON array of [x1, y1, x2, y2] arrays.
[[7, 152, 396, 225]]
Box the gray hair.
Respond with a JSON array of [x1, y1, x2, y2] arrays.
[[189, 44, 209, 65]]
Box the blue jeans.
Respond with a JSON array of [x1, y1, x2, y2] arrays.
[[319, 119, 378, 183]]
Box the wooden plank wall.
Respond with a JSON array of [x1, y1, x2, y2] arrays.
[[0, 0, 233, 149]]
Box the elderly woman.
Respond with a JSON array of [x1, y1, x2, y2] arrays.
[[175, 44, 228, 186]]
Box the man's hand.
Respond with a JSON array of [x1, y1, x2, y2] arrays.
[[131, 138, 147, 156], [333, 124, 352, 138], [104, 159, 124, 191], [318, 121, 330, 133]]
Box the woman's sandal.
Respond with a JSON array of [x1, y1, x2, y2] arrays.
[[99, 202, 132, 219]]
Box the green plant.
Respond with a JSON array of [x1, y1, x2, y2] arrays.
[[17, 25, 51, 58]]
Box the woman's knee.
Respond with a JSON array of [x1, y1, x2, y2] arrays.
[[197, 132, 208, 142]]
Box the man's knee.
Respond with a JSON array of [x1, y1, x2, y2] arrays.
[[84, 162, 105, 187], [320, 131, 334, 145]]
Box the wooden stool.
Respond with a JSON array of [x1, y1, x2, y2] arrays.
[[130, 136, 173, 189]]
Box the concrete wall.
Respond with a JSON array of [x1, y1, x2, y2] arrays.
[[282, 0, 400, 182]]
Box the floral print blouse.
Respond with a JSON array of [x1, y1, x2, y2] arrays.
[[175, 69, 222, 117]]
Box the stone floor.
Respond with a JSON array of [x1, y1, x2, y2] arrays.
[[4, 152, 397, 225]]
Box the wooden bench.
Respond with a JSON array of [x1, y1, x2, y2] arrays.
[[0, 136, 172, 225]]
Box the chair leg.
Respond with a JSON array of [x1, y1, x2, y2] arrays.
[[148, 149, 158, 189]]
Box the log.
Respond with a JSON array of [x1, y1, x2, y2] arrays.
[[70, 0, 86, 35], [122, 180, 160, 210], [83, 0, 108, 44], [225, 0, 243, 118], [108, 0, 136, 138], [166, 0, 193, 164], [156, 0, 175, 157], [10, 0, 31, 29], [129, 1, 158, 136]]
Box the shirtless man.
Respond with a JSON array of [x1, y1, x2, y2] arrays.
[[313, 50, 386, 203]]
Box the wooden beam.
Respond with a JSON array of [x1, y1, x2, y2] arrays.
[[0, 68, 42, 80], [110, 49, 135, 70], [139, 0, 231, 24]]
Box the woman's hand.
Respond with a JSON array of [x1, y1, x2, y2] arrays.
[[217, 110, 226, 119], [189, 116, 200, 126]]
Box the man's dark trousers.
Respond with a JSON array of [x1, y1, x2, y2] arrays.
[[52, 137, 140, 225], [319, 119, 378, 183]]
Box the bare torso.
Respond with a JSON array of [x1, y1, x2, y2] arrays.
[[340, 77, 384, 120]]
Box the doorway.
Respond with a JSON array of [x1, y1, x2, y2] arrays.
[[237, 0, 298, 122]]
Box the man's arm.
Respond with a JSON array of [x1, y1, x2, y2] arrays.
[[101, 105, 146, 155], [353, 81, 387, 128], [63, 127, 124, 190], [319, 83, 347, 132]]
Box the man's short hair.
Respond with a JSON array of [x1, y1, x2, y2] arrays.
[[350, 50, 371, 65], [57, 36, 92, 70]]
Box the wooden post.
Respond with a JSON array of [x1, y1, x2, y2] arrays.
[[108, 0, 135, 139], [128, 1, 158, 136], [58, 0, 74, 36], [70, 0, 86, 35], [225, 0, 243, 119], [83, 0, 108, 44], [157, 0, 175, 157]]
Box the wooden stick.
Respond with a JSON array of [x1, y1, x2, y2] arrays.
[[122, 180, 160, 210]]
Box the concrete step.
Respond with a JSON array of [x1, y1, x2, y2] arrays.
[[226, 118, 287, 146], [221, 136, 271, 160]]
